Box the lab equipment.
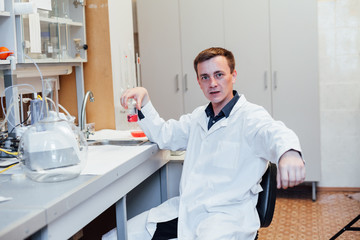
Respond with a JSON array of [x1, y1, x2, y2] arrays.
[[30, 99, 45, 124], [127, 99, 138, 122], [0, 46, 11, 60], [18, 78, 87, 182], [74, 38, 82, 58]]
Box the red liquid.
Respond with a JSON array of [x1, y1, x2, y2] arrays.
[[131, 131, 146, 138], [127, 114, 138, 122]]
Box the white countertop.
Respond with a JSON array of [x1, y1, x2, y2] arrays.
[[0, 130, 170, 240]]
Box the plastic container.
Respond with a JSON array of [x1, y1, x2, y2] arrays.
[[18, 79, 87, 182]]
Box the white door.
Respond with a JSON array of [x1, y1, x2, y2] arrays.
[[179, 0, 225, 113], [270, 0, 320, 181], [137, 0, 184, 120], [224, 0, 272, 113]]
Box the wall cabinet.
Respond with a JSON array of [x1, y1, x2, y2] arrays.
[[1, 0, 87, 64], [137, 0, 321, 189], [137, 0, 224, 120], [224, 0, 321, 183], [0, 0, 87, 127], [18, 0, 87, 63]]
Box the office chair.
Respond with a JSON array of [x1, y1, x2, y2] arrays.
[[330, 214, 360, 239], [255, 162, 277, 239]]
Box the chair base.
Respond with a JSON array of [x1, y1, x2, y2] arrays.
[[330, 214, 360, 240]]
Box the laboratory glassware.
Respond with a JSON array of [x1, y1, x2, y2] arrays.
[[18, 78, 88, 182]]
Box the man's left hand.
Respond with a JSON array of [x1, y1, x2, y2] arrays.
[[277, 150, 305, 189]]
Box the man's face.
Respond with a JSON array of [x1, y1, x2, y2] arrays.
[[197, 56, 237, 111]]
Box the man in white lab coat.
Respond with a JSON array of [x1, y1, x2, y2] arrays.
[[118, 47, 305, 240]]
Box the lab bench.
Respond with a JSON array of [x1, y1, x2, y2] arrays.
[[0, 142, 170, 240]]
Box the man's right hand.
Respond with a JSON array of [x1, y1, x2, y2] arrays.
[[120, 87, 150, 110]]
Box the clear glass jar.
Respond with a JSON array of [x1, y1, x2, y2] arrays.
[[17, 78, 88, 182], [18, 118, 88, 182]]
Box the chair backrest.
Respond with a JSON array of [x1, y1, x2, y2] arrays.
[[256, 162, 277, 228]]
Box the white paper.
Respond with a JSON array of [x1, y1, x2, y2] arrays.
[[82, 145, 152, 175], [0, 196, 12, 203], [88, 129, 147, 141], [29, 13, 41, 53], [31, 0, 52, 11]]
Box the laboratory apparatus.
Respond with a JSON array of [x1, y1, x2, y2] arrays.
[[126, 99, 146, 138], [18, 78, 87, 182], [127, 99, 138, 122]]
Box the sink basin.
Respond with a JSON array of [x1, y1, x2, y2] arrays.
[[87, 139, 148, 146]]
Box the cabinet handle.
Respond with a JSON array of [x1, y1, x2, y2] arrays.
[[175, 74, 180, 92], [184, 74, 188, 91], [273, 71, 278, 89], [264, 71, 268, 90]]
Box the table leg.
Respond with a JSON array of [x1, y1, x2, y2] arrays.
[[160, 165, 168, 203], [116, 196, 128, 240]]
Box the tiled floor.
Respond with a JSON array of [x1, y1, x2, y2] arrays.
[[259, 187, 360, 240]]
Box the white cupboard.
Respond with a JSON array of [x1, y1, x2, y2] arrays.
[[137, 0, 321, 196], [137, 0, 224, 120], [224, 0, 321, 184]]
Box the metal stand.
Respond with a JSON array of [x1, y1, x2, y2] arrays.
[[330, 214, 360, 240], [3, 69, 20, 137]]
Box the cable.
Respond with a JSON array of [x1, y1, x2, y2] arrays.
[[1, 84, 37, 129], [0, 163, 18, 174], [1, 51, 46, 129], [0, 148, 18, 156], [0, 112, 30, 150], [0, 160, 19, 168], [45, 97, 73, 121]]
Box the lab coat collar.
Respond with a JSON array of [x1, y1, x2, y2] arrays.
[[197, 94, 247, 134]]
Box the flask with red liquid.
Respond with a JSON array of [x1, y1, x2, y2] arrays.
[[126, 99, 146, 138], [127, 99, 138, 122]]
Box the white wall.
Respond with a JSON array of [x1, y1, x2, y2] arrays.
[[108, 0, 137, 130], [318, 0, 360, 187]]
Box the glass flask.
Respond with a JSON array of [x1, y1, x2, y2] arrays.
[[18, 78, 88, 182], [127, 99, 138, 122]]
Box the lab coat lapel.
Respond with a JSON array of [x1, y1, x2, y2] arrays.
[[196, 95, 246, 134], [207, 118, 228, 135], [197, 110, 209, 132]]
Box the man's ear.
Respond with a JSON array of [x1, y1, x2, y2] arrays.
[[232, 70, 237, 84]]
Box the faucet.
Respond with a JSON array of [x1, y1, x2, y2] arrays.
[[80, 90, 95, 139]]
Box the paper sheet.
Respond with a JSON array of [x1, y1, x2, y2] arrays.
[[29, 13, 41, 53], [81, 145, 152, 175], [0, 196, 12, 203], [88, 129, 147, 141]]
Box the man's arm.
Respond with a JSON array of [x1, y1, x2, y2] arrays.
[[277, 150, 305, 189]]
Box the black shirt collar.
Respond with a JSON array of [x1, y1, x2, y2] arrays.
[[205, 90, 240, 118]]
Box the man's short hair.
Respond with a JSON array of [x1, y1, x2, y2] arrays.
[[193, 47, 235, 76]]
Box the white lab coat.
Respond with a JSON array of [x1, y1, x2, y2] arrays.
[[128, 95, 301, 240]]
